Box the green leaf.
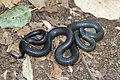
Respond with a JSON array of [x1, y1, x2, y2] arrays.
[[0, 6, 32, 28], [22, 55, 33, 80]]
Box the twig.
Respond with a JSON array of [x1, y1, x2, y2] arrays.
[[14, 8, 38, 18], [82, 55, 96, 80], [82, 51, 94, 59]]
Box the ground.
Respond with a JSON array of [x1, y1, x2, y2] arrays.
[[0, 0, 120, 80]]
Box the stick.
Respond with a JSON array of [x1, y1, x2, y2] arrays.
[[82, 55, 96, 80]]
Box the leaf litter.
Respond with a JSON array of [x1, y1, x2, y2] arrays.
[[0, 31, 13, 45], [17, 26, 32, 37], [0, 0, 21, 8], [28, 0, 46, 10], [1, 70, 10, 80], [6, 42, 19, 53]]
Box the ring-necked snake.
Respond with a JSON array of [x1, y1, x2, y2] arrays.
[[12, 20, 104, 66]]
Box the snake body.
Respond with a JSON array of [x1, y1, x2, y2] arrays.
[[12, 20, 104, 66], [19, 27, 79, 65], [68, 20, 104, 51]]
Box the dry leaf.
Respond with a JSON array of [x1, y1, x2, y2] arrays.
[[1, 70, 10, 80], [50, 55, 62, 79], [70, 8, 82, 17], [1, 0, 13, 8], [12, 0, 21, 4], [82, 55, 96, 80], [0, 0, 3, 8], [43, 0, 58, 13], [42, 20, 53, 31], [29, 22, 44, 29], [45, 15, 61, 26], [28, 0, 46, 10], [57, 0, 69, 8], [0, 31, 13, 45], [1, 0, 21, 8], [74, 0, 120, 20], [52, 63, 62, 79], [68, 66, 73, 74], [7, 43, 19, 53], [91, 68, 103, 80], [0, 30, 3, 39], [22, 55, 33, 80], [17, 26, 32, 37]]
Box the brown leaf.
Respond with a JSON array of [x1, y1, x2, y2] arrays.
[[48, 56, 62, 79], [0, 0, 3, 8], [17, 26, 32, 37], [1, 0, 20, 8], [0, 30, 3, 39], [28, 0, 46, 10], [74, 0, 120, 20], [45, 15, 61, 26], [91, 68, 103, 80], [57, 0, 69, 8], [52, 63, 62, 79], [7, 43, 19, 53], [42, 0, 58, 13], [29, 22, 44, 29], [12, 0, 21, 4], [42, 20, 53, 31], [1, 70, 10, 80], [0, 31, 13, 45], [1, 0, 13, 8]]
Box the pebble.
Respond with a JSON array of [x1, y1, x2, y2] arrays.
[[100, 68, 107, 77], [117, 60, 120, 64]]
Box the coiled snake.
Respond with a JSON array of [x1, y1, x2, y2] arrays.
[[12, 20, 104, 66]]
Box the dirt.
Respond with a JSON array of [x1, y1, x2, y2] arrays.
[[0, 0, 120, 80]]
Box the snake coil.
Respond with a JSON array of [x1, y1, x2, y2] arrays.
[[12, 20, 104, 66]]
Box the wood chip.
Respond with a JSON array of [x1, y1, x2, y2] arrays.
[[42, 20, 53, 31]]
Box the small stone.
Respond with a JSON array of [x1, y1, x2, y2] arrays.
[[100, 68, 107, 77], [117, 60, 120, 64], [80, 68, 83, 71], [115, 26, 120, 30], [117, 68, 120, 73]]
